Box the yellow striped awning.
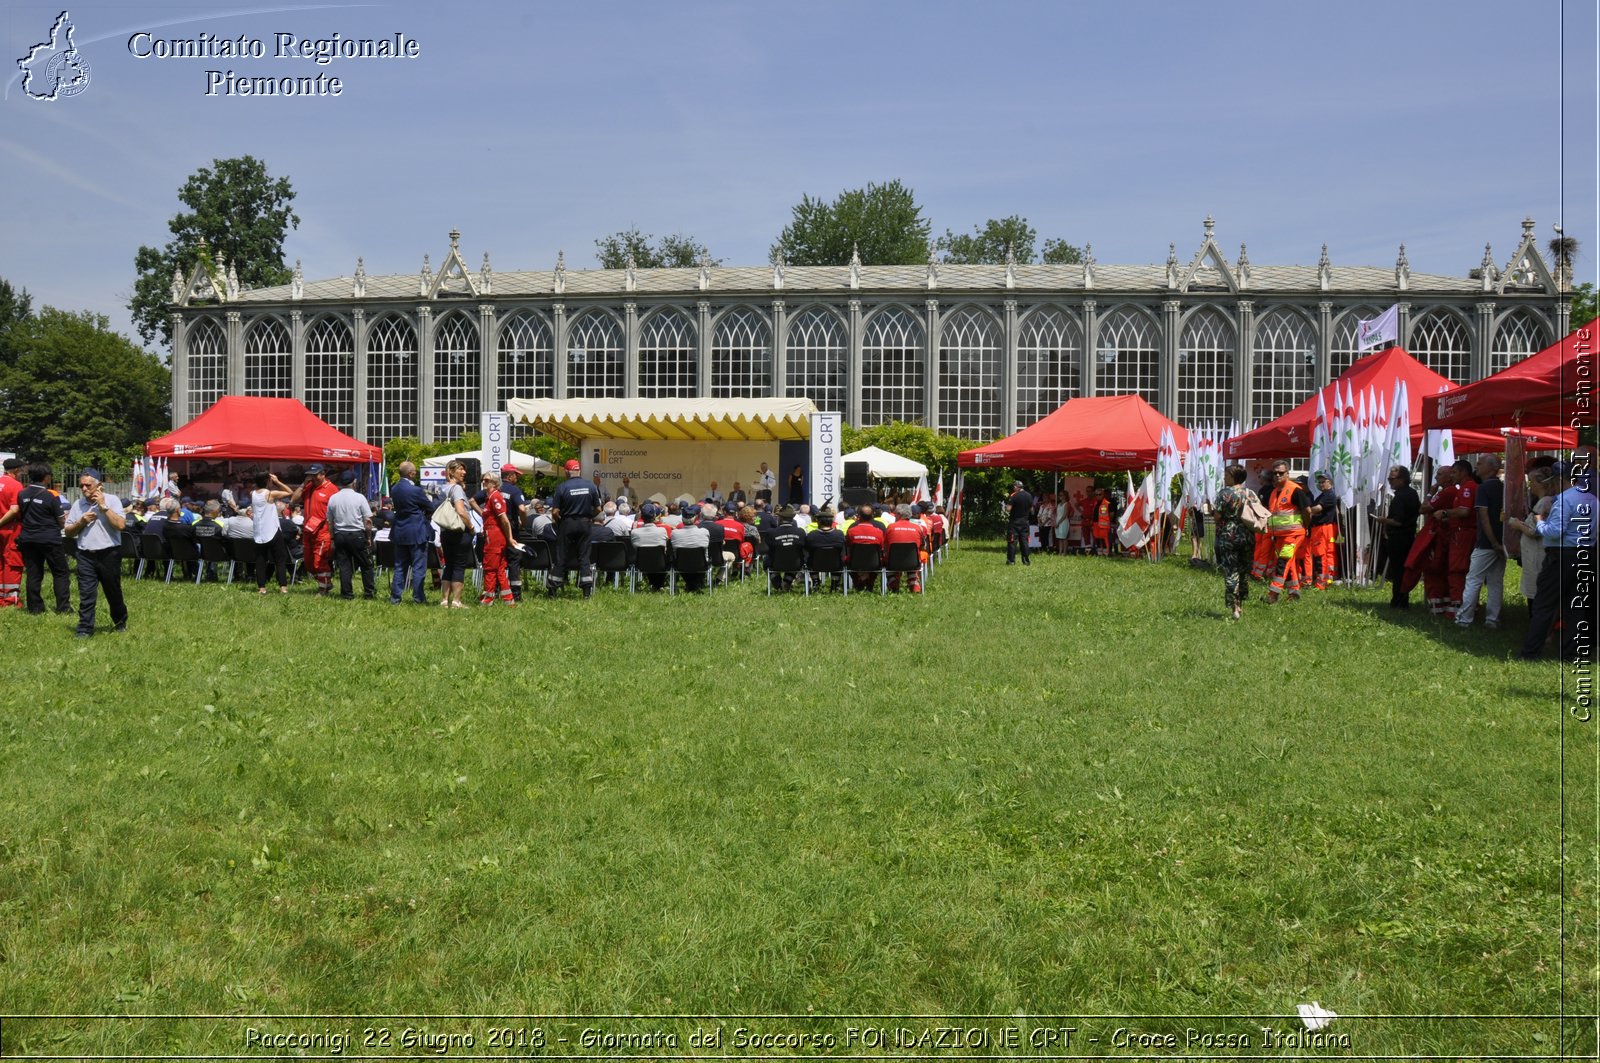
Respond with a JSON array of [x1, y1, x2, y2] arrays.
[[505, 397, 819, 445]]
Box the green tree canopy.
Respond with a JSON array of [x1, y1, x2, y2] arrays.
[[1570, 281, 1596, 330], [595, 227, 717, 269], [130, 155, 299, 348], [1040, 237, 1083, 264], [937, 215, 1038, 264], [771, 180, 932, 266], [0, 306, 170, 468], [0, 278, 32, 334]]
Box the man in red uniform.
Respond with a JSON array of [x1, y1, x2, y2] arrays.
[[845, 505, 886, 591], [1264, 460, 1313, 602], [1439, 459, 1479, 620], [0, 458, 23, 607], [290, 464, 339, 595], [1418, 465, 1460, 615], [884, 503, 928, 592], [478, 472, 519, 605]]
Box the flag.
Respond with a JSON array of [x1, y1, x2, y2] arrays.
[[131, 459, 144, 498], [1118, 472, 1156, 548], [932, 471, 943, 506], [949, 470, 964, 537], [1387, 379, 1410, 472], [912, 474, 928, 503], [1308, 392, 1331, 492], [1423, 428, 1454, 466], [1356, 304, 1399, 351]]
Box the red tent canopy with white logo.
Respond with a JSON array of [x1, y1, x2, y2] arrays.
[[957, 394, 1188, 472], [145, 396, 382, 463], [1421, 322, 1597, 431], [1223, 346, 1576, 460]]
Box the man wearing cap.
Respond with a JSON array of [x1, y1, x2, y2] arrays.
[[627, 502, 670, 590], [805, 508, 846, 591], [884, 503, 928, 592], [668, 502, 712, 591], [498, 464, 528, 601], [290, 464, 339, 595], [1307, 471, 1340, 589], [1006, 480, 1035, 566], [65, 469, 128, 637], [0, 457, 24, 607], [327, 469, 376, 600], [548, 459, 602, 598]]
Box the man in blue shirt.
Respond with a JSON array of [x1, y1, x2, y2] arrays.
[[65, 468, 128, 637], [1516, 455, 1596, 661], [388, 461, 432, 604], [548, 459, 602, 598]]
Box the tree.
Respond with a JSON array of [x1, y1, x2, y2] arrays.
[[938, 215, 1036, 264], [771, 180, 931, 266], [0, 307, 170, 467], [129, 156, 299, 348], [1041, 237, 1083, 265], [0, 278, 32, 334], [594, 227, 717, 269], [1571, 282, 1597, 330]]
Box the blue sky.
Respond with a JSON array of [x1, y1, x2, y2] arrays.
[[2, 0, 1595, 348]]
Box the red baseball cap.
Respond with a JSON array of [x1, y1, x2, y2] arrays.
[[564, 459, 581, 472], [500, 463, 518, 474]]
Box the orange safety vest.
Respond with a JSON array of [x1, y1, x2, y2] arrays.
[[1094, 499, 1111, 534], [1268, 481, 1304, 532]]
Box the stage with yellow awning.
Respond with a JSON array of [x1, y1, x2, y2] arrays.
[[506, 397, 820, 503]]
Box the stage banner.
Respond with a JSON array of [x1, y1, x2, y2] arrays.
[[480, 412, 510, 477], [810, 411, 842, 509], [580, 439, 777, 503]]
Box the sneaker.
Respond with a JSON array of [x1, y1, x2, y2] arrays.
[[1485, 621, 1499, 630], [1266, 591, 1280, 604], [113, 623, 127, 633]]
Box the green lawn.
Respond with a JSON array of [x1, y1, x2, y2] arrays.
[[0, 543, 1593, 1058]]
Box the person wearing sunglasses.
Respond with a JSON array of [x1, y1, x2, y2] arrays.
[[65, 468, 128, 638]]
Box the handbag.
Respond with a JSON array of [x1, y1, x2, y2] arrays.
[[1240, 489, 1271, 533], [432, 497, 464, 532]]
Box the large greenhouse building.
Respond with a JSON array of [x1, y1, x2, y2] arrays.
[[165, 216, 1573, 443]]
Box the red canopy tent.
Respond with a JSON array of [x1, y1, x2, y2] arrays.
[[1223, 345, 1576, 460], [1421, 322, 1597, 431], [958, 394, 1188, 471], [145, 397, 382, 463]]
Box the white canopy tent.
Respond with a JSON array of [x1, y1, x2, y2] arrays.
[[423, 448, 551, 474], [841, 445, 927, 479]]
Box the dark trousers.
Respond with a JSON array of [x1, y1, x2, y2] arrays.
[[256, 535, 290, 589], [1007, 519, 1031, 564], [390, 540, 429, 603], [76, 546, 127, 634], [21, 539, 70, 613], [505, 546, 523, 600], [1522, 546, 1591, 660], [548, 517, 593, 590], [333, 530, 375, 598], [1384, 533, 1414, 603]]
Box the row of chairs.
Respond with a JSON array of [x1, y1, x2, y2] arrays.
[[127, 532, 297, 585]]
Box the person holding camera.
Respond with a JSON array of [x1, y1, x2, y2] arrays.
[[66, 468, 128, 637]]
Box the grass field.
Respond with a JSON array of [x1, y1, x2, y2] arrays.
[[0, 541, 1594, 1058]]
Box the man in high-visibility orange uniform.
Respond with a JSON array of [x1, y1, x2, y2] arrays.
[[1264, 460, 1313, 602], [1307, 471, 1340, 589], [290, 464, 339, 595]]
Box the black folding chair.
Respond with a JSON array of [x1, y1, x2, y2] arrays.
[[806, 544, 845, 595], [884, 541, 924, 595], [521, 538, 552, 586], [669, 544, 714, 595], [229, 538, 258, 583], [166, 535, 201, 583], [118, 533, 139, 577], [847, 544, 885, 595], [591, 539, 630, 590], [630, 544, 668, 592], [137, 534, 168, 580], [375, 538, 395, 573], [197, 536, 231, 584], [764, 541, 806, 595]]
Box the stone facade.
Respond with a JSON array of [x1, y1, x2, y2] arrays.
[[168, 219, 1571, 443]]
